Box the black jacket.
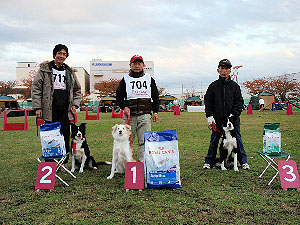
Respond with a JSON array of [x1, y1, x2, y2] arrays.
[[116, 72, 160, 115], [204, 76, 244, 129]]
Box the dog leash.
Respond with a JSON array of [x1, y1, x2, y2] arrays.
[[208, 122, 223, 136], [36, 117, 39, 136], [124, 115, 134, 157], [125, 115, 130, 125]]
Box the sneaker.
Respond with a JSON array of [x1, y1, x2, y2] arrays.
[[203, 163, 210, 169], [242, 163, 250, 170]]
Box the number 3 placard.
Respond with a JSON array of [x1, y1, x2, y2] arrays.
[[35, 162, 57, 190], [125, 162, 144, 190], [278, 160, 300, 191]]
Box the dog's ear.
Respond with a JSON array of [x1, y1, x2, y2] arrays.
[[80, 123, 86, 129], [125, 124, 131, 131], [112, 124, 118, 134]]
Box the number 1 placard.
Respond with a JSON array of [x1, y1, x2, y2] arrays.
[[278, 160, 300, 191], [35, 162, 57, 190], [125, 162, 144, 190]]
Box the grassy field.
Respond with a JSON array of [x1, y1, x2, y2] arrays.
[[0, 109, 300, 224]]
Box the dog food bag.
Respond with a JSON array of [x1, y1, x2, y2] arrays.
[[40, 122, 66, 158], [263, 123, 281, 155], [144, 129, 181, 189]]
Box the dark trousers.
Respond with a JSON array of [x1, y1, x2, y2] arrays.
[[46, 110, 70, 164], [204, 125, 248, 166]]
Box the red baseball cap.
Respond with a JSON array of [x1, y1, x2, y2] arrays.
[[130, 55, 144, 63]]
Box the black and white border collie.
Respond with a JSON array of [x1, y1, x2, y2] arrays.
[[219, 117, 239, 171], [70, 123, 101, 173]]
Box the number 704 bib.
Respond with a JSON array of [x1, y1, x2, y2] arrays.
[[124, 73, 151, 99]]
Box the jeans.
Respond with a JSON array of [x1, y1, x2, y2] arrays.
[[204, 125, 248, 166], [123, 114, 151, 162]]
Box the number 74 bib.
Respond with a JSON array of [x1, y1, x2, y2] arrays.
[[124, 73, 151, 99]]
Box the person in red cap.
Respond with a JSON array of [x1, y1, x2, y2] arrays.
[[116, 55, 159, 162]]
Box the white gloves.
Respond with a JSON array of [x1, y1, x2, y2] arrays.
[[207, 116, 215, 125]]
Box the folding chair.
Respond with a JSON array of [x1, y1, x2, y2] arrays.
[[257, 151, 290, 185], [257, 122, 291, 185], [38, 122, 76, 187], [37, 152, 76, 187]]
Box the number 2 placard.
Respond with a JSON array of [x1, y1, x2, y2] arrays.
[[278, 160, 300, 191], [35, 162, 57, 190], [124, 162, 144, 190]]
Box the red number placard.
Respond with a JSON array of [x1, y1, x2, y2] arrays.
[[35, 162, 57, 190], [278, 160, 300, 191], [124, 162, 144, 190]]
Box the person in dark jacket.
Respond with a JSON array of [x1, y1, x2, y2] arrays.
[[32, 44, 81, 165], [203, 59, 249, 170], [116, 55, 159, 162]]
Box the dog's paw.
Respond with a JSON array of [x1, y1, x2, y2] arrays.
[[71, 169, 75, 173], [79, 170, 84, 173], [234, 168, 239, 171], [221, 167, 227, 171], [107, 175, 113, 179], [93, 167, 97, 170]]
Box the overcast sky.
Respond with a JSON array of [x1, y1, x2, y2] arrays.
[[1, 0, 300, 95]]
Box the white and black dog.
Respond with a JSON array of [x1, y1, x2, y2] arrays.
[[219, 117, 239, 171], [71, 123, 110, 173]]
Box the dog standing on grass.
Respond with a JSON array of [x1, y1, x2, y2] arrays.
[[219, 117, 239, 171], [71, 123, 110, 173], [107, 124, 135, 179]]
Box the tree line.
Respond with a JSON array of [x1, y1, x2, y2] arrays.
[[1, 75, 299, 102]]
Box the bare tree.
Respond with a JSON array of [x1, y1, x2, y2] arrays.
[[0, 80, 17, 96]]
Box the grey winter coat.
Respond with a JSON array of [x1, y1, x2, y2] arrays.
[[31, 61, 81, 121]]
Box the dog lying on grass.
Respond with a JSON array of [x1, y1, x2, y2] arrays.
[[71, 123, 110, 173], [107, 124, 135, 179]]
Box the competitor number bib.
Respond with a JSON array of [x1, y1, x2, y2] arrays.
[[124, 73, 151, 99]]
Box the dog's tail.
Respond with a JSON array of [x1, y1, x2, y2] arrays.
[[96, 161, 112, 166]]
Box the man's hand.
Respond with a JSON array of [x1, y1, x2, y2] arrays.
[[124, 107, 130, 118], [36, 109, 42, 118], [153, 113, 158, 122], [70, 106, 77, 114], [207, 116, 215, 125]]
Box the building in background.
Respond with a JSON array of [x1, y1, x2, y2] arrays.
[[90, 59, 154, 93], [16, 62, 89, 95], [74, 67, 90, 95], [275, 72, 300, 83], [16, 62, 39, 84]]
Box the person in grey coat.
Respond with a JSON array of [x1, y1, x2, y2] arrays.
[[32, 44, 81, 165]]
